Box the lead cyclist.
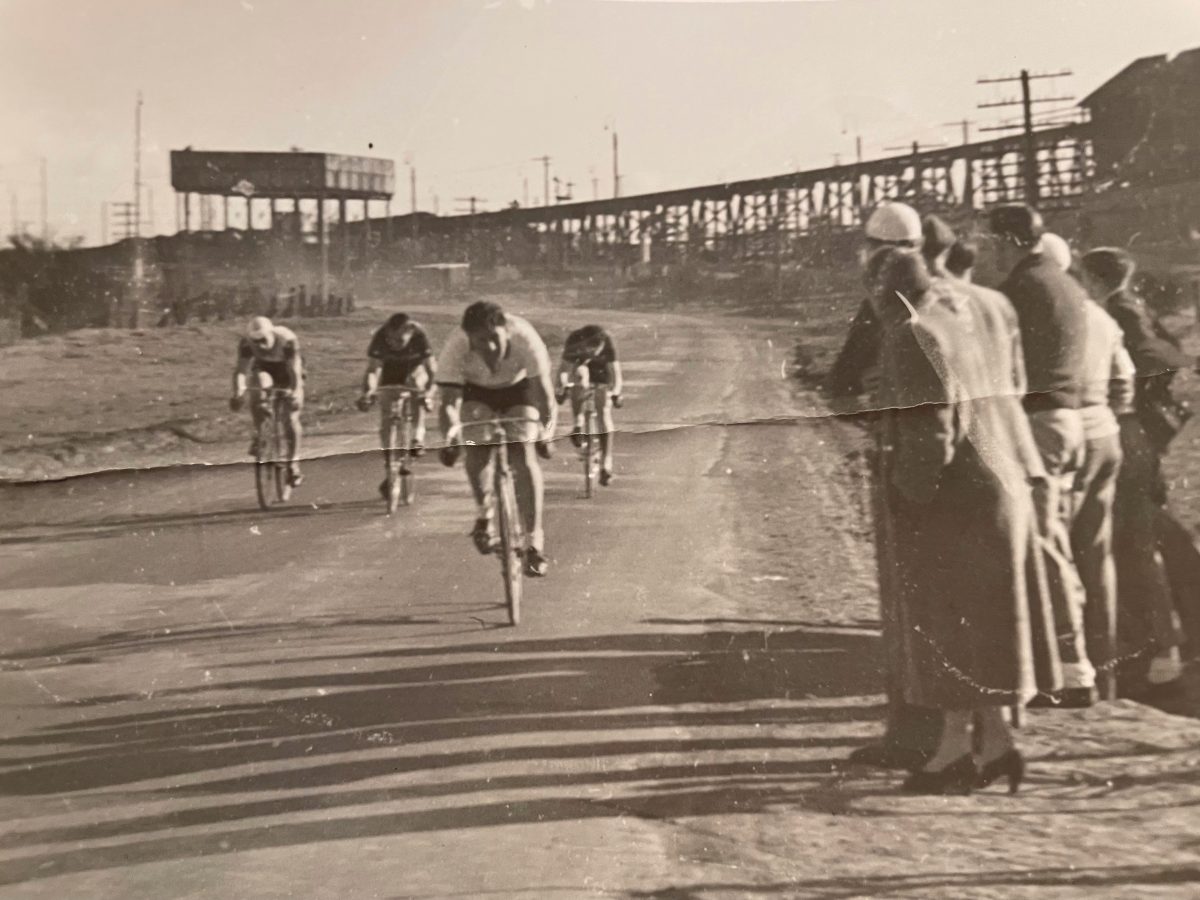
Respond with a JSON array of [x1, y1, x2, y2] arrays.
[[556, 324, 623, 486], [437, 301, 556, 577]]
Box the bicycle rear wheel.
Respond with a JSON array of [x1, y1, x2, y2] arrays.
[[495, 465, 523, 626], [254, 415, 275, 510], [274, 400, 292, 503]]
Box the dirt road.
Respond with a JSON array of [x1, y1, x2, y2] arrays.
[[1, 306, 1199, 899]]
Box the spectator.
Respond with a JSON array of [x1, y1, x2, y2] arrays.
[[990, 204, 1096, 705], [830, 202, 942, 771], [944, 240, 978, 282], [1080, 248, 1189, 694], [873, 247, 1060, 794]]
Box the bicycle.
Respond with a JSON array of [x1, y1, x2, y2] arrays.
[[248, 386, 297, 510], [371, 384, 426, 514], [449, 416, 532, 626], [559, 382, 602, 498]]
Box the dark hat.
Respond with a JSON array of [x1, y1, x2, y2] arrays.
[[944, 240, 978, 277], [988, 203, 1044, 248], [866, 246, 932, 297], [921, 215, 957, 257]]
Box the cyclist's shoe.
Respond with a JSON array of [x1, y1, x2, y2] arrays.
[[471, 517, 498, 555], [439, 444, 461, 467], [287, 467, 304, 488], [554, 390, 568, 405], [599, 468, 613, 487], [410, 442, 425, 458], [356, 394, 374, 413], [525, 547, 549, 577], [570, 428, 586, 450], [536, 440, 553, 460]]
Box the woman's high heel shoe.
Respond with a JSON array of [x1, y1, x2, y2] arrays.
[[976, 748, 1025, 794], [901, 754, 978, 795]]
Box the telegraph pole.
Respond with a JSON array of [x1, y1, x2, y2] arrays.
[[531, 155, 551, 207], [977, 69, 1073, 205], [942, 119, 977, 207], [612, 130, 620, 198], [455, 196, 486, 215], [134, 92, 143, 238], [39, 157, 48, 241]]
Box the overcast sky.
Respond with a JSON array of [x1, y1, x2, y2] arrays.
[[2, 0, 1198, 245]]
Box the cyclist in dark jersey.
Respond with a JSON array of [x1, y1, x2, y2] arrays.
[[230, 316, 305, 486], [357, 313, 437, 495], [556, 324, 623, 486]]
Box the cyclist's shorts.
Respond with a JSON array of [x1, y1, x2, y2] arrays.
[[378, 362, 425, 389], [253, 361, 297, 391], [461, 378, 539, 444]]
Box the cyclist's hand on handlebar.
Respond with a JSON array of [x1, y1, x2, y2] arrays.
[[612, 394, 623, 409], [355, 393, 374, 413], [229, 395, 244, 413]]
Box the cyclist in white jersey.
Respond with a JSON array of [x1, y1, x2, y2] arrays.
[[229, 316, 305, 486], [437, 301, 555, 577]]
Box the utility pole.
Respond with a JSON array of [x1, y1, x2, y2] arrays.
[[101, 201, 107, 245], [455, 196, 485, 215], [522, 176, 529, 208], [943, 119, 977, 207], [39, 157, 48, 241], [856, 135, 863, 164], [134, 91, 143, 238], [531, 155, 551, 207], [410, 163, 418, 238], [977, 69, 1073, 204], [612, 130, 620, 198]]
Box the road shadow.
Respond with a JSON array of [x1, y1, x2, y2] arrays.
[[0, 626, 888, 886], [624, 863, 1200, 899], [0, 498, 386, 547]]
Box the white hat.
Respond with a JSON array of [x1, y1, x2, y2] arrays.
[[246, 316, 274, 340], [864, 201, 922, 243], [1038, 232, 1072, 272]]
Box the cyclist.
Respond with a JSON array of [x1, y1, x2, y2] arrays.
[[356, 312, 437, 499], [556, 323, 623, 485], [437, 301, 555, 577], [229, 315, 305, 487]]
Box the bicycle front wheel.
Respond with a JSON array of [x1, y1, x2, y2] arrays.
[[583, 409, 598, 499], [274, 403, 292, 503], [398, 403, 415, 508], [385, 418, 402, 515], [495, 468, 523, 626], [254, 415, 275, 510]]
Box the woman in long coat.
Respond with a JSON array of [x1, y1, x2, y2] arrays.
[[873, 248, 1062, 794]]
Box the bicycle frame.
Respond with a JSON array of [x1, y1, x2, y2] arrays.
[[377, 384, 425, 513], [248, 387, 295, 510], [560, 381, 603, 498], [452, 416, 533, 626]]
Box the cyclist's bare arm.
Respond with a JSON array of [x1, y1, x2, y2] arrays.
[[232, 353, 255, 398], [608, 360, 623, 397], [532, 372, 554, 427], [362, 358, 383, 396], [288, 352, 303, 394], [422, 355, 438, 384], [438, 385, 464, 442]]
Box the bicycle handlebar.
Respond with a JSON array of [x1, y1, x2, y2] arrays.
[[247, 386, 295, 396], [375, 384, 427, 396]]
